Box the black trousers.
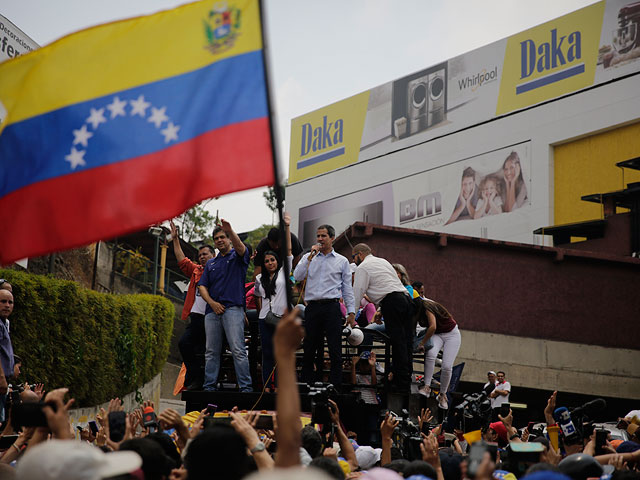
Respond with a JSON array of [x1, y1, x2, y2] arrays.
[[302, 302, 342, 387], [380, 292, 413, 393], [178, 313, 205, 387]]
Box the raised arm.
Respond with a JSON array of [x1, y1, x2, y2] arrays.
[[170, 221, 186, 263], [273, 308, 305, 467], [284, 213, 292, 257], [328, 399, 358, 472], [220, 218, 246, 256]]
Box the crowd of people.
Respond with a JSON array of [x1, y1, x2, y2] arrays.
[[0, 307, 637, 479]]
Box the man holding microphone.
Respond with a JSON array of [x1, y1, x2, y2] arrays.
[[294, 224, 355, 389]]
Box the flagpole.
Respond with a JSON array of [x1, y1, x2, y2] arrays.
[[258, 0, 294, 309]]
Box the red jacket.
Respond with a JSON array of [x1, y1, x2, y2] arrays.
[[178, 258, 205, 320]]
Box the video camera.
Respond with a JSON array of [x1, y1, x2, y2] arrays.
[[452, 391, 491, 431], [553, 398, 607, 447], [308, 382, 337, 427], [387, 409, 423, 461]]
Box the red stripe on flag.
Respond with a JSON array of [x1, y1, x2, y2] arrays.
[[1, 117, 273, 265]]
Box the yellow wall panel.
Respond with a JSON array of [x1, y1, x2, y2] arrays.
[[554, 122, 640, 226]]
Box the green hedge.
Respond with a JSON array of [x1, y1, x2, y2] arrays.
[[0, 269, 174, 407]]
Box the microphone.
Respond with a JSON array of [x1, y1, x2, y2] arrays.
[[570, 398, 606, 418], [554, 407, 578, 439], [143, 406, 158, 433], [308, 244, 321, 260]]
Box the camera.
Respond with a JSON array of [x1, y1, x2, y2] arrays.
[[386, 409, 423, 461], [308, 382, 337, 426], [452, 392, 491, 431]]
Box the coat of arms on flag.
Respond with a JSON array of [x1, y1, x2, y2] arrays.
[[204, 2, 242, 54]]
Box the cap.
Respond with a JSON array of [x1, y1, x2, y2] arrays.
[[360, 350, 372, 360], [17, 440, 142, 480], [488, 371, 496, 375], [489, 421, 508, 443], [355, 446, 382, 469], [616, 440, 640, 453]]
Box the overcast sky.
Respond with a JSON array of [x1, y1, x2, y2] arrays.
[[2, 0, 597, 232]]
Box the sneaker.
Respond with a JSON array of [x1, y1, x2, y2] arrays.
[[418, 385, 431, 397], [438, 393, 449, 410]]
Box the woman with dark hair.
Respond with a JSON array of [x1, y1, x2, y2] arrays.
[[502, 151, 528, 212], [414, 298, 461, 409], [253, 213, 293, 391]]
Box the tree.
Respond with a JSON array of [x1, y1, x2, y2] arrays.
[[177, 200, 216, 245], [263, 184, 286, 223]]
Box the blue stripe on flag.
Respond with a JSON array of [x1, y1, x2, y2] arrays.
[[0, 50, 267, 197]]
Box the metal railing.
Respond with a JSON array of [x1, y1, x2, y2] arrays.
[[110, 243, 189, 303]]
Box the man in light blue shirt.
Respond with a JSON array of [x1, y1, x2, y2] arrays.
[[294, 224, 355, 387]]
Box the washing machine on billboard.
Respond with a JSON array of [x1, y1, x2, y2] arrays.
[[392, 62, 447, 139]]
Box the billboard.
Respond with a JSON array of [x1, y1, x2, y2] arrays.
[[0, 14, 39, 126], [0, 14, 38, 63], [288, 1, 640, 184], [297, 142, 532, 247]]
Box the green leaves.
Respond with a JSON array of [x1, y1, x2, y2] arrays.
[[0, 269, 174, 407]]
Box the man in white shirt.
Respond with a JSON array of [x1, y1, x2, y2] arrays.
[[490, 370, 511, 420], [483, 371, 497, 396], [351, 243, 413, 393]]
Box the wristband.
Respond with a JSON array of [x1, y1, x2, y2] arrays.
[[12, 443, 21, 453], [509, 433, 520, 440]]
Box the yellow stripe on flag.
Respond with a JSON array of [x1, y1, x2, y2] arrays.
[[0, 0, 262, 126]]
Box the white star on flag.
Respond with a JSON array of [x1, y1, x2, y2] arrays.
[[86, 108, 107, 129], [161, 122, 180, 143], [65, 147, 86, 170], [130, 95, 151, 117], [148, 106, 169, 128], [72, 125, 93, 148], [106, 96, 127, 119]]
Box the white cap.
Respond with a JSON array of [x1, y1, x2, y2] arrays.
[[17, 440, 142, 480], [355, 446, 382, 469]]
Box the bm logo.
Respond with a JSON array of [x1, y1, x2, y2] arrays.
[[399, 192, 442, 224], [516, 28, 583, 95], [297, 116, 344, 169]]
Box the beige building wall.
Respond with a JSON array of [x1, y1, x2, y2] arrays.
[[457, 330, 640, 400]]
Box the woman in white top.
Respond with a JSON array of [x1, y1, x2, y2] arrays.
[[253, 213, 293, 392]]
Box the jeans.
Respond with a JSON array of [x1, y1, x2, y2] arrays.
[[258, 317, 276, 389], [424, 325, 461, 397], [204, 306, 252, 392]]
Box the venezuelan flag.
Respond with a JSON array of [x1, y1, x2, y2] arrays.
[[0, 0, 273, 265]]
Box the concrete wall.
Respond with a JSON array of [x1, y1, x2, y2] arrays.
[[459, 330, 640, 400], [68, 373, 161, 432]]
